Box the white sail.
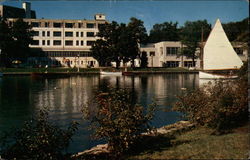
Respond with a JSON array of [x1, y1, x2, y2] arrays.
[[203, 19, 243, 70]]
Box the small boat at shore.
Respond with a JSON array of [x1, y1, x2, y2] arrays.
[[199, 19, 243, 79], [100, 71, 122, 76]]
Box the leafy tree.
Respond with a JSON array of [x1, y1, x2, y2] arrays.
[[223, 18, 249, 42], [0, 17, 13, 67], [148, 21, 180, 43], [11, 18, 33, 61], [91, 18, 148, 68], [180, 20, 211, 65], [83, 89, 155, 158], [91, 21, 122, 67], [127, 17, 148, 67], [0, 109, 78, 160]]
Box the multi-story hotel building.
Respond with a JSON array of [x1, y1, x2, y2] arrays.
[[2, 2, 107, 68]]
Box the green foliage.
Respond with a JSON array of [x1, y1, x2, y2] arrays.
[[173, 77, 248, 133], [180, 20, 211, 62], [223, 18, 249, 42], [91, 18, 148, 68], [84, 89, 155, 158], [0, 109, 78, 160], [148, 21, 180, 43], [0, 18, 33, 67]]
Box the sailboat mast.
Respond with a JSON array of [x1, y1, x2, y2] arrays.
[[200, 27, 204, 70]]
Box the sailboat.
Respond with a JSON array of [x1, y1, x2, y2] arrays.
[[199, 19, 243, 79]]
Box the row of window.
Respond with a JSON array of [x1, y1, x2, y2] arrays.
[[44, 51, 91, 57], [31, 40, 95, 46], [30, 22, 104, 29], [32, 31, 95, 37], [163, 61, 196, 68]]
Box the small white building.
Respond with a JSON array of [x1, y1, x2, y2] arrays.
[[140, 41, 200, 69]]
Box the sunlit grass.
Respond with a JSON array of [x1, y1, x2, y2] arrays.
[[128, 124, 249, 159]]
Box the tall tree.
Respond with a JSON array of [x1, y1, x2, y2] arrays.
[[0, 17, 13, 66], [11, 18, 33, 61], [180, 20, 211, 65], [91, 21, 122, 67], [127, 17, 148, 67], [148, 21, 180, 43]]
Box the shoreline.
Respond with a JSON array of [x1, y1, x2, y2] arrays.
[[2, 70, 198, 76]]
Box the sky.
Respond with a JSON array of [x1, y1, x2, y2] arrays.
[[1, 0, 249, 33]]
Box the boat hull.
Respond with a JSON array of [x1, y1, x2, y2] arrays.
[[199, 71, 237, 79], [100, 71, 122, 76]]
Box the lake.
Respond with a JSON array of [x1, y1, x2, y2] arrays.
[[0, 73, 199, 153]]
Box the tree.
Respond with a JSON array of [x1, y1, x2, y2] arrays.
[[83, 89, 155, 158], [11, 18, 33, 61], [148, 21, 180, 43], [91, 18, 148, 68], [0, 17, 13, 67], [91, 21, 122, 67], [127, 17, 148, 68], [180, 20, 211, 65]]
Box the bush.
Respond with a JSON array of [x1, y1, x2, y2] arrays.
[[0, 109, 78, 160], [83, 89, 155, 158], [173, 78, 248, 133]]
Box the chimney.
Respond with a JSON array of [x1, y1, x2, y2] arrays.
[[22, 2, 31, 18]]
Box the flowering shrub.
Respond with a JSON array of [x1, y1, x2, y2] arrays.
[[0, 109, 78, 160]]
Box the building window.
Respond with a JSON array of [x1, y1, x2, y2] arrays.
[[53, 23, 61, 28], [47, 31, 50, 37], [53, 31, 61, 37], [166, 47, 179, 55], [234, 48, 243, 55], [78, 23, 82, 28], [150, 52, 155, 56], [76, 40, 79, 46], [65, 40, 73, 46], [31, 40, 39, 45], [81, 41, 84, 46], [31, 22, 40, 27], [76, 32, 79, 37], [45, 22, 49, 27], [42, 40, 45, 45], [53, 40, 61, 46], [42, 31, 45, 37], [86, 23, 94, 28], [87, 32, 95, 37], [65, 23, 73, 28], [165, 61, 179, 68], [81, 32, 84, 37], [32, 31, 39, 36], [47, 40, 50, 46], [87, 41, 94, 46], [65, 32, 73, 37]]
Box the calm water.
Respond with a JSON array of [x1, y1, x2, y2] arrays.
[[0, 73, 199, 153]]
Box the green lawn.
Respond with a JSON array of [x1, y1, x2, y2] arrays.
[[128, 124, 249, 159]]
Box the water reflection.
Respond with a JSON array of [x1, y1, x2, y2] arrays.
[[0, 73, 199, 153]]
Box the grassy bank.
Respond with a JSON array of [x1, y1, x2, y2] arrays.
[[128, 124, 249, 159]]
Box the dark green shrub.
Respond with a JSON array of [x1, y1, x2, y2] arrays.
[[173, 78, 248, 133], [83, 89, 155, 158], [0, 109, 78, 160]]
